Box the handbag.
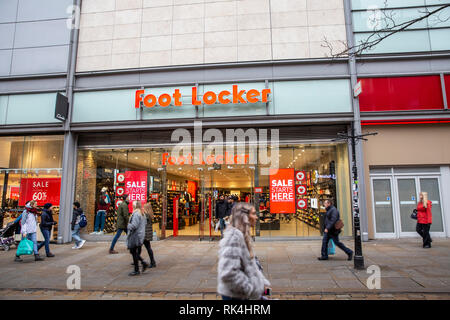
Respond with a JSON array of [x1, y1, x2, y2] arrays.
[[16, 238, 34, 256], [328, 239, 336, 255], [334, 219, 344, 230], [411, 209, 418, 220]]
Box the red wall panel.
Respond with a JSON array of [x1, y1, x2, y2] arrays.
[[359, 76, 444, 112]]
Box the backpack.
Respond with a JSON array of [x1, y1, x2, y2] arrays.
[[79, 213, 87, 228]]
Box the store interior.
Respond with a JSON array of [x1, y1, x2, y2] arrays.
[[75, 142, 351, 239]]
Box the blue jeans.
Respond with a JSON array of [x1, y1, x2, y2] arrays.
[[110, 228, 127, 250], [94, 210, 106, 232], [26, 232, 38, 255], [219, 218, 226, 235], [72, 224, 83, 246], [37, 227, 51, 255], [321, 232, 352, 258]]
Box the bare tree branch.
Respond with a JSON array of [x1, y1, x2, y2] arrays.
[[322, 3, 450, 59]]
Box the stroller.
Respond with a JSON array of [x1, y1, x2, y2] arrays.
[[0, 221, 18, 251]]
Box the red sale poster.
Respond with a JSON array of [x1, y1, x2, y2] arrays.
[[18, 178, 61, 206], [125, 171, 147, 212], [10, 186, 20, 200], [269, 168, 295, 214]]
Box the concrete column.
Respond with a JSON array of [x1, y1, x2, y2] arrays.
[[57, 132, 78, 243], [58, 0, 81, 243]]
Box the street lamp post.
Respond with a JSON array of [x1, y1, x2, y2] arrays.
[[336, 128, 377, 270]]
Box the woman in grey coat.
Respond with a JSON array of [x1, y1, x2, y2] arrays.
[[217, 202, 271, 300], [127, 201, 148, 276]]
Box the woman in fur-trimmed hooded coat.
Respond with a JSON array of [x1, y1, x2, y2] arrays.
[[217, 202, 271, 300]]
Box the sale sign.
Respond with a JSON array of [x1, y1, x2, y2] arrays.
[[297, 198, 307, 210], [151, 193, 159, 200], [125, 171, 147, 212], [116, 186, 125, 197], [296, 185, 307, 195], [18, 178, 61, 206], [116, 173, 125, 183], [295, 171, 306, 182], [10, 186, 20, 200], [269, 169, 295, 214]]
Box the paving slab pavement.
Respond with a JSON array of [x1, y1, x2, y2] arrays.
[[0, 238, 449, 298]]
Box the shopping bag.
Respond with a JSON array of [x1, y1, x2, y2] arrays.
[[16, 238, 34, 256], [328, 239, 336, 255], [214, 220, 220, 232]]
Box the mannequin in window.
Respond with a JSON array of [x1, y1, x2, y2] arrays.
[[91, 187, 110, 235]]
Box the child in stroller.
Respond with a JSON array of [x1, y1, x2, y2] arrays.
[[0, 221, 18, 251]]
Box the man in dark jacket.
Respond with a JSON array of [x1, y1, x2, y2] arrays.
[[215, 194, 229, 237], [109, 195, 130, 254], [318, 199, 353, 261], [37, 203, 56, 257]]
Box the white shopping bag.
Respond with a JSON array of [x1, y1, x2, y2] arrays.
[[214, 221, 219, 232]]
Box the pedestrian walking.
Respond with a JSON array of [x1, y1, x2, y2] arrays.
[[217, 202, 271, 300], [416, 192, 433, 248], [37, 203, 57, 257], [15, 200, 44, 262], [71, 202, 86, 250], [92, 187, 110, 235], [109, 195, 129, 254], [143, 201, 156, 268], [127, 201, 148, 276], [318, 199, 353, 261], [215, 194, 229, 237]]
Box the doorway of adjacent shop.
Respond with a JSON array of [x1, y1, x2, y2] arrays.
[[75, 141, 352, 240], [370, 167, 446, 239]]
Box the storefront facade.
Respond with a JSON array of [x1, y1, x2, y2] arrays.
[[71, 80, 355, 240]]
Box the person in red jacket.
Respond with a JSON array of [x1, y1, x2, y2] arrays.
[[416, 192, 433, 248]]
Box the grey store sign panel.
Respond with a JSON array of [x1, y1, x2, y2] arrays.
[[55, 92, 69, 121]]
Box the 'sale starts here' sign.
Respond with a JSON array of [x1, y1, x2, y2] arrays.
[[125, 171, 147, 212], [269, 168, 295, 214]]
